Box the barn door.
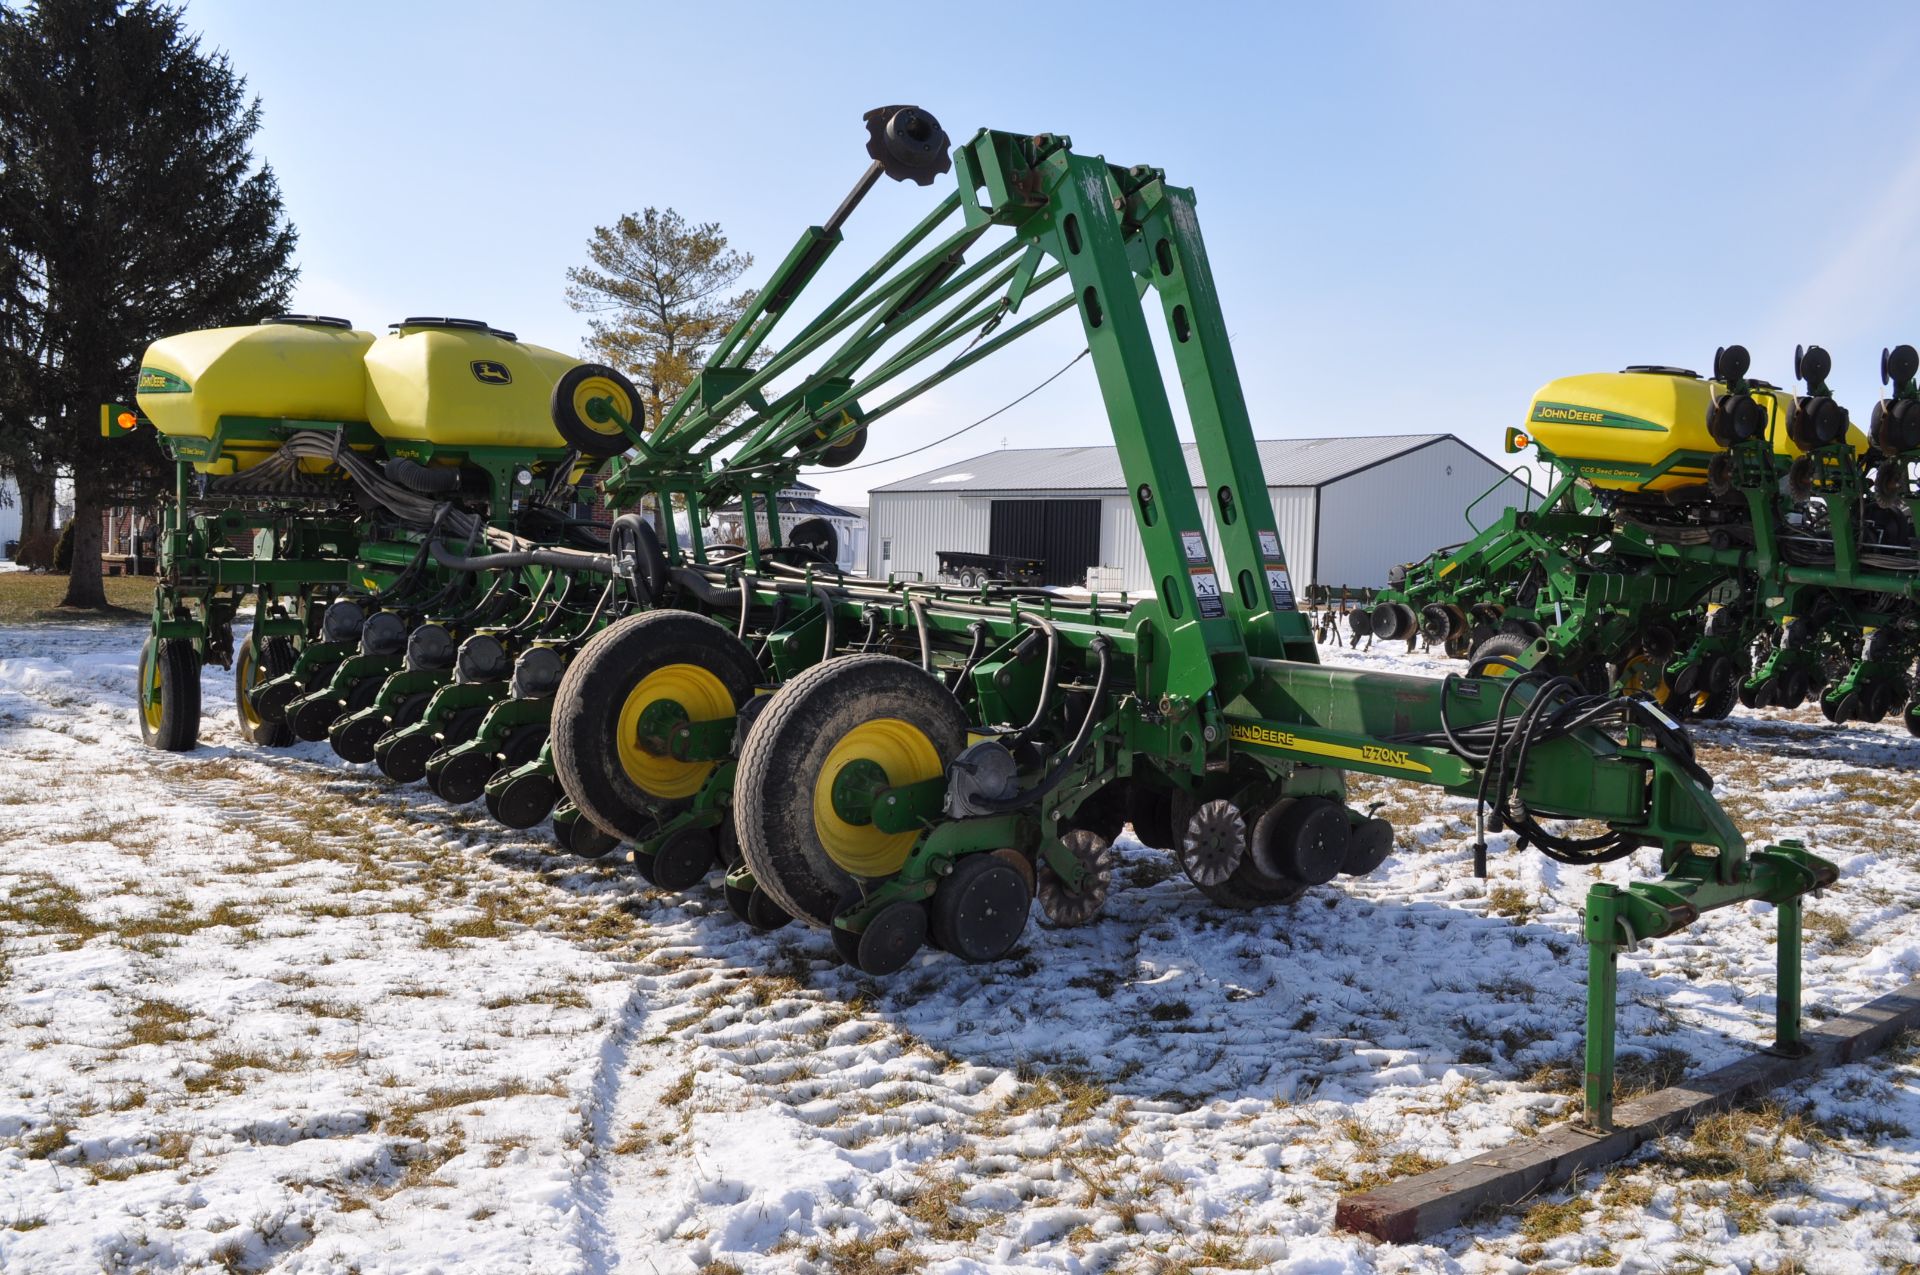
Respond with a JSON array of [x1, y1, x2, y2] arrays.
[[989, 500, 1100, 587]]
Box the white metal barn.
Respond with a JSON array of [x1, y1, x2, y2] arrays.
[[866, 434, 1534, 592]]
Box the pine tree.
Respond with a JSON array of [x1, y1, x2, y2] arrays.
[[565, 208, 755, 430], [0, 0, 297, 606]]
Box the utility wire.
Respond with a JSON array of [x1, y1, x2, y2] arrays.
[[829, 347, 1091, 473]]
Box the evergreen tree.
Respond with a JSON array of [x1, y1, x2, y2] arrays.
[[0, 0, 297, 605], [565, 208, 754, 429]]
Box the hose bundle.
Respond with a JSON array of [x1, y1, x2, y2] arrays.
[[1396, 659, 1711, 866]]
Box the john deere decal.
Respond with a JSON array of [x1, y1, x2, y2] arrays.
[[137, 367, 191, 394], [471, 360, 513, 385]]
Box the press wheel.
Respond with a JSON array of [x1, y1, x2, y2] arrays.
[[927, 852, 1032, 962], [724, 879, 793, 931], [636, 824, 715, 891]]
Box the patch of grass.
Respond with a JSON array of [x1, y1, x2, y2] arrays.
[[661, 1071, 697, 1107], [1146, 1002, 1193, 1022], [1342, 1150, 1449, 1193], [1803, 910, 1856, 951], [0, 878, 103, 944], [184, 1050, 279, 1096], [5, 1216, 46, 1232], [1519, 1195, 1587, 1242], [902, 1173, 980, 1243], [128, 999, 197, 1047], [1672, 1104, 1818, 1191], [21, 1122, 72, 1160], [0, 571, 151, 625], [815, 1227, 919, 1275], [1486, 884, 1533, 921]]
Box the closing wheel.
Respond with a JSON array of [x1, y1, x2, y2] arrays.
[[377, 728, 440, 784], [637, 825, 715, 892], [735, 654, 967, 927], [434, 749, 497, 805], [236, 637, 295, 747], [854, 901, 927, 975], [724, 880, 793, 932], [552, 611, 760, 840], [1180, 799, 1247, 887], [487, 770, 558, 830], [550, 362, 643, 458], [928, 852, 1032, 962], [552, 803, 621, 859], [1037, 829, 1116, 927], [138, 636, 201, 752], [330, 708, 384, 762]]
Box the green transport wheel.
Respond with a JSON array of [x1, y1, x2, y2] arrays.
[[552, 800, 622, 859], [551, 611, 761, 841], [235, 637, 295, 747], [928, 851, 1033, 962], [137, 636, 201, 752], [635, 824, 716, 891], [734, 654, 968, 928]]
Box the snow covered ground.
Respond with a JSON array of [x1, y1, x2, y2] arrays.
[[0, 614, 1916, 1274]]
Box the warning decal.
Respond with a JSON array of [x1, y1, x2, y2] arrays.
[[1266, 565, 1296, 611], [1189, 568, 1225, 618], [1257, 530, 1282, 561], [1180, 530, 1210, 563]]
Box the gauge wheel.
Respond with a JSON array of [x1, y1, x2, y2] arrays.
[[138, 636, 201, 752], [236, 637, 295, 747]]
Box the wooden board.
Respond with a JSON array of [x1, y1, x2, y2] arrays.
[[1334, 978, 1920, 1243]]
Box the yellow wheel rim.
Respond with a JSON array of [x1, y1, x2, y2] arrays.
[[1617, 652, 1672, 704], [811, 717, 942, 877], [238, 643, 263, 727], [572, 376, 631, 437], [141, 643, 164, 730], [614, 663, 732, 799]]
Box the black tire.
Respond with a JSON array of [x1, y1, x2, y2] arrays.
[[1466, 631, 1536, 679], [814, 423, 867, 467], [551, 611, 760, 840], [735, 654, 967, 928], [1696, 660, 1738, 720], [236, 637, 295, 747], [138, 636, 201, 752], [550, 362, 642, 458]]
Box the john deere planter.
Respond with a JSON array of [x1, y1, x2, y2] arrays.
[[1376, 342, 1920, 734], [113, 107, 1836, 1131]]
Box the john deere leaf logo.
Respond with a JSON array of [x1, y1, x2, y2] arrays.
[[471, 360, 513, 386]]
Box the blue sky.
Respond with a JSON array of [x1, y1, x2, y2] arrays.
[[182, 0, 1920, 505]]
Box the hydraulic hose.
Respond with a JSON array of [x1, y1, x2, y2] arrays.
[[964, 635, 1113, 814], [385, 456, 461, 495], [429, 540, 615, 576]]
